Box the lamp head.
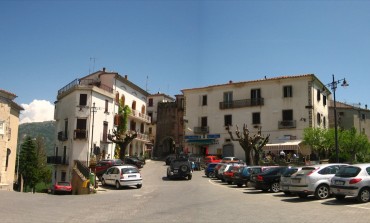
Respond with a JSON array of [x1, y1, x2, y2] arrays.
[[341, 78, 349, 87]]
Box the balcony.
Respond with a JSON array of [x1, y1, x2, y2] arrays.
[[130, 110, 151, 123], [57, 78, 113, 98], [193, 126, 209, 134], [135, 132, 150, 142], [47, 156, 69, 165], [74, 129, 88, 140], [278, 120, 297, 129], [219, 98, 264, 109], [58, 131, 68, 141]]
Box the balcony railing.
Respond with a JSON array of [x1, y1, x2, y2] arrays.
[[58, 131, 68, 141], [136, 132, 150, 142], [74, 129, 88, 140], [193, 126, 209, 134], [130, 110, 151, 123], [278, 120, 297, 129], [57, 78, 113, 97], [219, 98, 264, 109], [47, 156, 69, 165]]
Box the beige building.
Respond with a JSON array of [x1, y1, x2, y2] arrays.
[[182, 74, 330, 160], [329, 101, 370, 140], [51, 68, 151, 185], [0, 89, 23, 190]]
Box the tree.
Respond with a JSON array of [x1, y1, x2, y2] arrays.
[[226, 124, 269, 165], [338, 128, 370, 163], [34, 136, 52, 185], [18, 136, 39, 192], [108, 98, 137, 160]]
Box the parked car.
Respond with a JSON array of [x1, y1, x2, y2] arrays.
[[222, 157, 240, 163], [254, 166, 290, 192], [165, 154, 177, 165], [95, 159, 124, 180], [205, 162, 219, 178], [218, 163, 241, 182], [289, 163, 348, 199], [280, 166, 302, 195], [101, 165, 142, 189], [250, 166, 279, 187], [223, 165, 244, 184], [233, 166, 263, 188], [204, 155, 221, 165], [330, 163, 370, 203], [51, 181, 72, 195], [167, 156, 193, 180], [124, 156, 144, 169]]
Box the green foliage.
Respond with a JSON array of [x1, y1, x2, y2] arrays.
[[19, 136, 39, 192], [117, 98, 131, 134]]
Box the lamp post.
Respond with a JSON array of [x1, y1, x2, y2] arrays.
[[325, 74, 349, 163]]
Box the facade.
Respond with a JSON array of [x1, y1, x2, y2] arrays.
[[147, 93, 175, 158], [153, 95, 184, 158], [181, 74, 330, 160], [0, 89, 23, 190], [50, 68, 151, 185], [329, 101, 370, 140]]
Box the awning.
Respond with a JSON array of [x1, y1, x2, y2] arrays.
[[186, 138, 216, 145], [263, 140, 302, 152]]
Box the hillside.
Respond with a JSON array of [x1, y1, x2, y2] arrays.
[[18, 121, 56, 155]]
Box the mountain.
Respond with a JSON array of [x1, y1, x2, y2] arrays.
[[18, 121, 56, 155]]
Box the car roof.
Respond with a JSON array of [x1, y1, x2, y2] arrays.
[[342, 163, 370, 168], [110, 164, 138, 169], [303, 163, 348, 169]]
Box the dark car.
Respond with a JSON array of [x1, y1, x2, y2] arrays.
[[223, 165, 244, 184], [233, 166, 263, 188], [165, 154, 177, 165], [95, 159, 124, 180], [205, 163, 219, 178], [167, 156, 193, 180], [124, 156, 144, 169], [254, 166, 290, 193]]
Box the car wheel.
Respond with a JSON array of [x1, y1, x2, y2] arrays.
[[101, 179, 106, 186], [188, 174, 192, 180], [209, 172, 215, 178], [314, 184, 330, 199], [270, 182, 280, 193], [137, 184, 142, 189], [357, 188, 370, 203], [115, 181, 121, 189], [335, 195, 346, 200], [206, 173, 209, 178], [298, 193, 308, 199]]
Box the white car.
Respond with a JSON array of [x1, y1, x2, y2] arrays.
[[289, 163, 348, 199], [101, 165, 142, 189], [330, 163, 370, 203]]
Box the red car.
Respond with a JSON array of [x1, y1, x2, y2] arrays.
[[204, 155, 221, 165], [51, 181, 72, 195]]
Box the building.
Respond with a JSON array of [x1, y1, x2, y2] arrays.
[[0, 89, 23, 191], [181, 74, 330, 160], [50, 68, 151, 186], [329, 101, 370, 140], [147, 93, 175, 158], [153, 94, 184, 158]]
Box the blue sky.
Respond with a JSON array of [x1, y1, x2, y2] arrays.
[[1, 0, 370, 122]]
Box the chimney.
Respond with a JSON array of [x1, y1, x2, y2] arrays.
[[229, 80, 233, 84], [125, 75, 128, 80], [102, 67, 106, 72]]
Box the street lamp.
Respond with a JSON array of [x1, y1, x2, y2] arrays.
[[325, 74, 349, 163]]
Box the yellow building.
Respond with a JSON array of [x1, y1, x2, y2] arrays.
[[0, 89, 23, 191]]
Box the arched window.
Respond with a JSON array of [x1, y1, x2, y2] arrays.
[[120, 95, 125, 106], [141, 105, 146, 114], [132, 101, 136, 110], [115, 92, 119, 103]]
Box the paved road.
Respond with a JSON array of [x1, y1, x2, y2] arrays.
[[1, 160, 370, 223]]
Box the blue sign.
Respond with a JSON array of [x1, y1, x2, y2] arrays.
[[185, 135, 201, 139], [207, 134, 220, 139]]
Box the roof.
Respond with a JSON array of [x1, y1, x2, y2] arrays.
[[0, 89, 24, 111], [0, 89, 17, 99], [181, 74, 328, 93]]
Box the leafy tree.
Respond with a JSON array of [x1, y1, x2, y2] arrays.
[[337, 128, 370, 163], [34, 136, 52, 185], [19, 136, 39, 192], [108, 98, 137, 160]]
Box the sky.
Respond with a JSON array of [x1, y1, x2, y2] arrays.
[[1, 0, 370, 123]]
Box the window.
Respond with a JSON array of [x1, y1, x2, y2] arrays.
[[317, 113, 321, 125], [282, 110, 293, 121], [148, 127, 152, 135], [362, 114, 366, 120], [61, 171, 66, 182], [130, 120, 136, 131], [224, 115, 232, 126], [148, 112, 153, 122], [148, 98, 153, 107], [105, 99, 109, 113], [252, 112, 261, 124], [251, 89, 261, 99], [283, 86, 293, 98], [140, 123, 144, 133], [77, 119, 87, 130], [323, 117, 326, 127], [323, 95, 327, 106], [120, 95, 125, 106], [63, 146, 67, 164], [202, 95, 207, 106], [79, 94, 87, 106], [201, 117, 207, 127], [103, 121, 108, 142], [132, 100, 136, 110], [0, 122, 4, 135], [223, 91, 233, 108], [115, 92, 119, 103], [317, 89, 321, 101]]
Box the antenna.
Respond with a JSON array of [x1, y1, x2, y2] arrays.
[[89, 57, 96, 73], [146, 75, 149, 92]]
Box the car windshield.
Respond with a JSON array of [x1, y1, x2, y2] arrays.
[[335, 166, 361, 177], [121, 168, 139, 174], [282, 168, 298, 177], [58, 182, 70, 186], [295, 167, 316, 175]]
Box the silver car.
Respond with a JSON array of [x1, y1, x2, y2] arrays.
[[289, 163, 348, 199], [330, 163, 370, 203], [101, 165, 143, 189], [280, 166, 302, 195]]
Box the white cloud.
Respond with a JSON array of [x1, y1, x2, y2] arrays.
[[20, 100, 54, 124]]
